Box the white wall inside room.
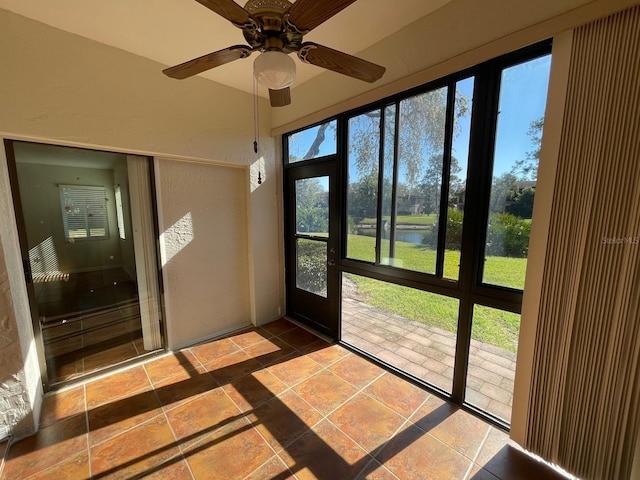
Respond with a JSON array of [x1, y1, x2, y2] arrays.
[[157, 159, 251, 349], [0, 8, 282, 436]]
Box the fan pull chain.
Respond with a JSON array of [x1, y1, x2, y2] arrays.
[[253, 76, 262, 185]]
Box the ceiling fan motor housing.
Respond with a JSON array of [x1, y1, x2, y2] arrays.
[[242, 0, 303, 53]]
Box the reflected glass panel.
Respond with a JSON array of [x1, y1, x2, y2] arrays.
[[466, 304, 520, 424], [341, 273, 457, 393], [385, 87, 448, 273], [287, 120, 337, 163], [295, 176, 329, 237], [346, 110, 381, 262], [296, 239, 327, 297], [444, 77, 474, 280], [483, 55, 551, 289]]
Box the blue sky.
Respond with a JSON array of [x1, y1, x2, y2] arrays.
[[289, 53, 552, 182]]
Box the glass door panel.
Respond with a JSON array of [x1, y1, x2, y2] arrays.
[[8, 141, 164, 389], [482, 55, 552, 289], [286, 165, 338, 338]]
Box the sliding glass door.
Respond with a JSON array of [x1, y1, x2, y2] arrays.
[[5, 140, 164, 390]]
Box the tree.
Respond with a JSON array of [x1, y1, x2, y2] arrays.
[[295, 178, 328, 233], [489, 172, 517, 213], [506, 186, 535, 218], [511, 116, 544, 180], [418, 154, 463, 215]]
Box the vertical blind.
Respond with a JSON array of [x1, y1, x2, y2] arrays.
[[525, 6, 640, 480]]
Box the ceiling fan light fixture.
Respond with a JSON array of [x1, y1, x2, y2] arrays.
[[253, 51, 296, 90]]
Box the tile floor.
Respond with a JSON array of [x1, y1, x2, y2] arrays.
[[0, 318, 567, 480]]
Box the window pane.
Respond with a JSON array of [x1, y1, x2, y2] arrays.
[[341, 273, 457, 393], [287, 120, 337, 163], [466, 305, 519, 424], [346, 110, 381, 263], [483, 55, 551, 289], [380, 104, 396, 264], [386, 87, 448, 273], [296, 239, 327, 297], [59, 185, 109, 240], [444, 77, 474, 280], [295, 177, 329, 236]]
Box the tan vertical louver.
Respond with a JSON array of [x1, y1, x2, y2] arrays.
[[525, 5, 640, 480]]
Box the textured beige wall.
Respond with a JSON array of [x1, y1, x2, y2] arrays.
[[0, 8, 283, 438], [156, 159, 251, 349]]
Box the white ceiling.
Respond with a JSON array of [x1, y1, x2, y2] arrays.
[[0, 0, 452, 98]]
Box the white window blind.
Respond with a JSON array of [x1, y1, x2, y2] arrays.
[[59, 185, 109, 240]]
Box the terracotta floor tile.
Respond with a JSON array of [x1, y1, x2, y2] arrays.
[[40, 385, 86, 428], [143, 350, 201, 384], [154, 367, 217, 411], [304, 343, 351, 366], [260, 318, 298, 336], [2, 415, 87, 480], [411, 396, 490, 460], [82, 342, 139, 372], [478, 445, 567, 480], [278, 326, 324, 350], [203, 350, 264, 385], [267, 354, 323, 386], [165, 387, 243, 449], [223, 369, 287, 412], [88, 389, 164, 446], [245, 455, 296, 480], [247, 391, 322, 452], [86, 365, 152, 408], [183, 418, 272, 480], [328, 394, 405, 453], [294, 370, 358, 415], [279, 419, 370, 480], [467, 463, 501, 479], [475, 427, 510, 466], [376, 424, 471, 480], [90, 415, 182, 480], [25, 450, 90, 480], [243, 337, 297, 366], [355, 459, 400, 480], [365, 373, 429, 418], [189, 337, 240, 365], [229, 328, 274, 349], [329, 354, 386, 389]]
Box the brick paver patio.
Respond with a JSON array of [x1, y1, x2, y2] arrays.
[[341, 296, 516, 423]]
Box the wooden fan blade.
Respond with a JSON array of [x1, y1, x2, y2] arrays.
[[298, 43, 385, 83], [163, 45, 252, 79], [269, 88, 291, 107], [286, 0, 357, 32], [194, 0, 252, 26]]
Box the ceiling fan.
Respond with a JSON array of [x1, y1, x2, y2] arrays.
[[162, 0, 386, 107]]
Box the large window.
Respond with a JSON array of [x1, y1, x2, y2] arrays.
[[283, 40, 553, 427], [346, 80, 471, 279]]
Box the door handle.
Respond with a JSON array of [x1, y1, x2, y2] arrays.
[[327, 259, 336, 267]]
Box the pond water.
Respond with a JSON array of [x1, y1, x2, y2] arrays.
[[356, 229, 425, 245]]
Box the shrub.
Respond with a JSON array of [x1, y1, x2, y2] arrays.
[[486, 213, 531, 258], [421, 208, 464, 249], [295, 240, 327, 295]]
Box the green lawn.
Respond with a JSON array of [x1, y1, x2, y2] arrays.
[[345, 234, 526, 352], [359, 214, 438, 226]]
